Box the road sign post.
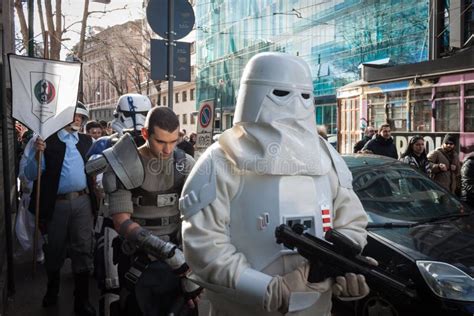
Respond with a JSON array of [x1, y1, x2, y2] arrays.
[[195, 100, 215, 159], [147, 0, 195, 110]]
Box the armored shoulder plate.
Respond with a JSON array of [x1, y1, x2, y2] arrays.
[[103, 133, 145, 190], [320, 138, 353, 189], [179, 150, 217, 220]]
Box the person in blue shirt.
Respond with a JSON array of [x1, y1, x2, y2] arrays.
[[25, 102, 96, 316]]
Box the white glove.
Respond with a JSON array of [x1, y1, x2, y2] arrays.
[[265, 262, 331, 313], [332, 273, 370, 300], [332, 256, 377, 301]]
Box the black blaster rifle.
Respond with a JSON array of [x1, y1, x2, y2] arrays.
[[275, 224, 416, 298]]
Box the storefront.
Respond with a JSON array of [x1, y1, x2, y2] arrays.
[[337, 47, 474, 158]]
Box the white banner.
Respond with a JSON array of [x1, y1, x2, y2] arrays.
[[9, 55, 82, 139]]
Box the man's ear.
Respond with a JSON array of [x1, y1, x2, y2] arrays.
[[141, 127, 148, 140]]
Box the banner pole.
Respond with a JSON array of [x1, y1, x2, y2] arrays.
[[32, 151, 42, 277]]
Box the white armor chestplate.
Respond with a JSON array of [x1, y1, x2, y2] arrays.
[[230, 172, 333, 272]]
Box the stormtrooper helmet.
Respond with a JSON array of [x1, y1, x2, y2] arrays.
[[233, 52, 314, 125], [112, 94, 152, 133]]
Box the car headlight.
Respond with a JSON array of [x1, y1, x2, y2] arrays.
[[417, 261, 474, 301]]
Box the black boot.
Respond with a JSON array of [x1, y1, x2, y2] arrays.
[[42, 270, 60, 307], [74, 272, 96, 316]]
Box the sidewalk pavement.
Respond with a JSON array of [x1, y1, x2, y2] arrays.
[[6, 249, 99, 316]]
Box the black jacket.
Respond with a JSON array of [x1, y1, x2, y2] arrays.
[[29, 132, 94, 220], [461, 152, 474, 207], [362, 135, 398, 159], [353, 135, 372, 153]]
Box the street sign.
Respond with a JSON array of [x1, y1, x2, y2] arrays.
[[199, 103, 213, 129], [195, 100, 215, 155], [146, 0, 195, 40], [151, 39, 191, 81]]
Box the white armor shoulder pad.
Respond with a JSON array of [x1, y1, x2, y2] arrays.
[[320, 138, 353, 189], [179, 145, 218, 219]]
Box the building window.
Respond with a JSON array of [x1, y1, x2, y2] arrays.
[[465, 98, 474, 132], [466, 84, 474, 97], [368, 93, 386, 129], [182, 113, 188, 124], [387, 91, 407, 131], [190, 112, 196, 124], [182, 91, 187, 102], [410, 88, 432, 132], [175, 92, 179, 103], [435, 99, 460, 132], [190, 88, 195, 101], [163, 96, 167, 106]]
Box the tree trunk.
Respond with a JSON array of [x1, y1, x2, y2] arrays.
[[14, 0, 28, 52], [77, 0, 90, 60], [37, 0, 46, 48]]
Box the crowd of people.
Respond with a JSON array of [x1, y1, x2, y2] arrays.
[[14, 94, 201, 316], [353, 124, 473, 207], [10, 52, 473, 316]]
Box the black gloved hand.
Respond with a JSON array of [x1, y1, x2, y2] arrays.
[[128, 226, 176, 259], [181, 276, 203, 309]]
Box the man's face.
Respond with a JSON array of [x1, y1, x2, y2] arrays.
[[443, 141, 455, 152], [69, 114, 84, 131], [380, 127, 391, 139], [88, 127, 102, 140], [365, 127, 375, 138], [142, 126, 179, 159]]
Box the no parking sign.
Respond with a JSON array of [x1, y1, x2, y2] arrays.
[[196, 100, 215, 154]]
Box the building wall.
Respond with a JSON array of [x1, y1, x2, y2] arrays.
[[82, 18, 198, 130], [157, 81, 198, 133], [195, 0, 430, 133]]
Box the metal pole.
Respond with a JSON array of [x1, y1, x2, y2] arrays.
[[167, 0, 175, 110], [28, 0, 34, 57], [220, 88, 223, 131]]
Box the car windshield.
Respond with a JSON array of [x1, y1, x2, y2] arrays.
[[351, 165, 464, 224]]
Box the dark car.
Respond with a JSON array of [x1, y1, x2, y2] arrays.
[[337, 154, 474, 316]]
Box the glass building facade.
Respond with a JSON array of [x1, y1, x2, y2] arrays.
[[195, 0, 430, 133]]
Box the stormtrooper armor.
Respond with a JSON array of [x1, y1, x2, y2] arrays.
[[180, 53, 367, 315], [111, 93, 152, 135]]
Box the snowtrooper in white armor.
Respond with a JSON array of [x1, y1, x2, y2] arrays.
[[180, 52, 371, 315]]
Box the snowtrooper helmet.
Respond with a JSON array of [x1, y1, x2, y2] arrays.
[[112, 93, 152, 133], [233, 52, 314, 125]]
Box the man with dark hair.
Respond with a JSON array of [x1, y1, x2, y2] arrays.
[[99, 120, 108, 136], [177, 131, 195, 157], [25, 102, 96, 316], [362, 123, 398, 159], [428, 134, 461, 194], [85, 120, 103, 140], [92, 106, 200, 315]]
